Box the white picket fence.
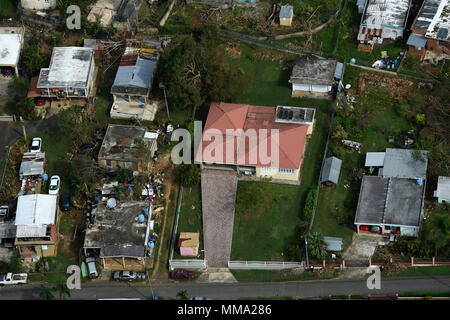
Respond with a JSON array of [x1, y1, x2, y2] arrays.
[[169, 259, 208, 271], [228, 261, 304, 270]]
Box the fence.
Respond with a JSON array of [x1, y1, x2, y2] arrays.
[[228, 261, 304, 270], [0, 115, 15, 122], [169, 259, 208, 270]]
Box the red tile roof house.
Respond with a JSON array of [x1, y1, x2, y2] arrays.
[[194, 102, 316, 185]]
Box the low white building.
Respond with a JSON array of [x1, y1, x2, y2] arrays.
[[0, 27, 25, 76], [37, 47, 96, 99], [20, 0, 57, 11]]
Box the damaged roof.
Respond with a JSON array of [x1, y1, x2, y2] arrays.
[[83, 201, 150, 258], [361, 0, 411, 28], [289, 58, 338, 86], [380, 148, 428, 179], [37, 47, 94, 88]]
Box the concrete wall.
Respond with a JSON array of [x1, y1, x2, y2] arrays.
[[280, 17, 293, 27], [255, 166, 300, 182]]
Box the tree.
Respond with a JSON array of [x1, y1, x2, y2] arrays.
[[422, 212, 450, 257], [40, 286, 55, 300], [415, 113, 426, 126], [303, 189, 316, 222], [53, 281, 71, 299], [308, 232, 327, 260], [176, 290, 189, 300], [176, 164, 200, 187]]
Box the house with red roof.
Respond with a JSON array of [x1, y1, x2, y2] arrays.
[[195, 102, 315, 184]]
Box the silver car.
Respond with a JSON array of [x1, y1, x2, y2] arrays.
[[113, 270, 137, 281]]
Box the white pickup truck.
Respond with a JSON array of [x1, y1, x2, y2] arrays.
[[0, 273, 28, 286]]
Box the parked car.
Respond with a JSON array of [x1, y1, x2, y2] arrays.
[[60, 193, 70, 211], [0, 273, 28, 286], [113, 270, 137, 281], [170, 269, 194, 280], [48, 176, 60, 195], [190, 297, 212, 300], [85, 257, 98, 279], [30, 138, 42, 153], [34, 98, 46, 106], [0, 206, 9, 222]]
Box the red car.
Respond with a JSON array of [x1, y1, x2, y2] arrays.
[[34, 98, 46, 106], [170, 269, 194, 280]]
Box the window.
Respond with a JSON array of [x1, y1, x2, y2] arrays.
[[261, 167, 271, 173], [278, 168, 294, 174]]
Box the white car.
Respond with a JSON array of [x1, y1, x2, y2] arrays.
[[49, 175, 60, 195], [30, 138, 42, 153]]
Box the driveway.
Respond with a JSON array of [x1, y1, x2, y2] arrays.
[[201, 168, 238, 267], [343, 234, 382, 263]]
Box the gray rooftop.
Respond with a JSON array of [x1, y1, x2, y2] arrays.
[[111, 56, 157, 96], [412, 0, 449, 40], [289, 58, 338, 86], [355, 176, 425, 227], [275, 106, 315, 125], [361, 0, 411, 28], [321, 157, 342, 184], [279, 5, 293, 19], [0, 221, 16, 239], [323, 236, 343, 252], [407, 33, 428, 47], [83, 201, 149, 258], [98, 124, 156, 162], [365, 152, 386, 167], [19, 152, 45, 177], [37, 47, 94, 88], [435, 176, 450, 199], [380, 148, 428, 179]]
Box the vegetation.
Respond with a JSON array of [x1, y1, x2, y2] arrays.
[[0, 254, 23, 274], [6, 76, 36, 120], [231, 268, 339, 282], [307, 232, 327, 260], [175, 164, 200, 187], [176, 290, 189, 300], [40, 286, 55, 300]]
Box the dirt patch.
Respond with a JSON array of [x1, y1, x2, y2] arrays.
[[357, 73, 415, 98]]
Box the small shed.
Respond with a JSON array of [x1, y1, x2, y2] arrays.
[[19, 152, 46, 179], [178, 232, 199, 256], [323, 236, 343, 252], [321, 157, 342, 185], [279, 5, 294, 27], [434, 176, 450, 204], [365, 152, 385, 167]]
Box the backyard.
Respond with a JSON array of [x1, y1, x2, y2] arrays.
[[227, 43, 333, 262], [0, 0, 17, 17]]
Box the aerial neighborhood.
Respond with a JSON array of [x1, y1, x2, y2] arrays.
[[0, 0, 448, 301]]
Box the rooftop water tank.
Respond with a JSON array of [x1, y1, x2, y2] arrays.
[[106, 198, 117, 209], [416, 178, 423, 185]]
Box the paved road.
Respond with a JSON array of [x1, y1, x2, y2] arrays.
[[201, 169, 238, 267], [1, 276, 449, 300]]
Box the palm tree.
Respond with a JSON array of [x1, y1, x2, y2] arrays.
[[40, 286, 55, 300], [176, 290, 189, 300], [53, 281, 71, 299], [308, 232, 327, 260], [424, 214, 450, 257]]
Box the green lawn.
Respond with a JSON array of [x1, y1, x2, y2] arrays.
[[383, 266, 450, 278], [231, 269, 339, 282], [172, 183, 204, 260]]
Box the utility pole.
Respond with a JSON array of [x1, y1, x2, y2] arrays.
[[305, 238, 309, 270], [159, 82, 170, 121], [22, 125, 27, 140]]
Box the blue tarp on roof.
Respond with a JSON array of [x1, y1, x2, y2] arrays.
[[113, 56, 156, 89], [406, 33, 427, 48]]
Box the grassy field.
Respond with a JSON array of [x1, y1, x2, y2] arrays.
[[231, 269, 339, 282], [383, 266, 450, 278], [172, 183, 204, 260], [228, 45, 333, 261]]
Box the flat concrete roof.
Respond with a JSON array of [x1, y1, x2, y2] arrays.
[[37, 47, 94, 88], [381, 148, 428, 179], [436, 176, 450, 199], [355, 176, 425, 227], [290, 58, 338, 86], [0, 31, 22, 67], [84, 201, 149, 258]]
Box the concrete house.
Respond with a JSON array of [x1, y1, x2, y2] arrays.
[[407, 0, 449, 64], [321, 156, 342, 186], [98, 124, 158, 172], [0, 27, 25, 76], [20, 0, 57, 11], [83, 201, 153, 270], [279, 5, 294, 26], [110, 42, 160, 121], [14, 194, 59, 261], [434, 176, 450, 203], [357, 0, 411, 49], [37, 47, 96, 99], [195, 103, 316, 185], [289, 58, 343, 99], [354, 149, 428, 238]]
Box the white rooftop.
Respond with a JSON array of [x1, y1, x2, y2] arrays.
[[37, 47, 94, 88], [0, 33, 22, 67], [15, 195, 57, 238], [362, 0, 411, 28], [365, 152, 386, 167], [435, 176, 450, 199]]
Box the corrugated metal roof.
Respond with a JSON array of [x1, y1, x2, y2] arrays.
[[361, 0, 410, 28], [19, 152, 45, 177], [324, 236, 343, 251], [365, 152, 386, 167], [381, 148, 428, 179], [279, 5, 293, 19], [113, 56, 156, 89], [321, 157, 342, 184], [334, 62, 344, 80], [15, 194, 57, 226], [406, 33, 427, 47]]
